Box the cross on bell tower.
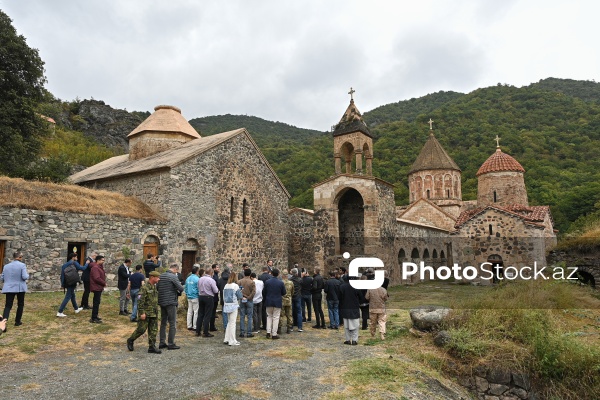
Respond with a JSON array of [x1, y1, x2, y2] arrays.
[[348, 87, 355, 101]]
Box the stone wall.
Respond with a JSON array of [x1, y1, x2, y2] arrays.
[[0, 207, 165, 291], [287, 209, 317, 268], [453, 209, 548, 284], [478, 171, 528, 207]]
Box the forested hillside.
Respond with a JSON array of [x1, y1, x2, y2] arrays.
[[2, 7, 599, 235]]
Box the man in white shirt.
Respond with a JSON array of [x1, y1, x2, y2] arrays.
[[251, 272, 264, 333]]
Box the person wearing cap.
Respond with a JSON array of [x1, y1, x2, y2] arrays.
[[127, 271, 161, 354]]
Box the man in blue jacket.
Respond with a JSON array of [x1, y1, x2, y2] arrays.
[[57, 252, 86, 317], [263, 268, 286, 339], [1, 251, 29, 327]]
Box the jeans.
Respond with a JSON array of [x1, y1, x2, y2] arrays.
[[223, 310, 229, 330], [327, 299, 339, 328], [130, 288, 140, 320], [301, 294, 312, 321], [3, 292, 25, 324], [58, 286, 79, 313], [292, 296, 302, 329], [91, 291, 102, 320], [239, 299, 254, 335], [159, 304, 177, 346], [196, 296, 214, 335]]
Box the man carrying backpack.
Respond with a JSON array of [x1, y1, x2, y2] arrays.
[[57, 253, 86, 317]]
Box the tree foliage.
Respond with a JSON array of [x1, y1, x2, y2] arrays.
[[0, 10, 47, 176]]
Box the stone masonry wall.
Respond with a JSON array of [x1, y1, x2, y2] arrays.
[[287, 209, 317, 269], [0, 207, 165, 291], [478, 171, 528, 207], [453, 209, 547, 284]]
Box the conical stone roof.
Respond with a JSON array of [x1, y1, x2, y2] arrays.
[[409, 131, 460, 174], [332, 99, 372, 138], [476, 148, 525, 176], [128, 105, 200, 139]]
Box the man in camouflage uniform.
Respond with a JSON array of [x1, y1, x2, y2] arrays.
[[127, 271, 161, 354], [279, 269, 294, 334]]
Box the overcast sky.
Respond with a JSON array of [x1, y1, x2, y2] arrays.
[[2, 0, 599, 130]]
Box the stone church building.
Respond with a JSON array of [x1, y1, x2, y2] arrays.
[[288, 96, 557, 284], [69, 105, 290, 278]]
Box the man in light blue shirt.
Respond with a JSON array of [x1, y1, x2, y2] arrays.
[[185, 265, 200, 331]]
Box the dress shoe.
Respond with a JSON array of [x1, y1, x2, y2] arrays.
[[272, 335, 279, 340], [266, 333, 271, 339], [312, 325, 321, 329], [148, 347, 162, 354], [344, 340, 351, 345], [351, 341, 358, 345], [203, 333, 214, 338], [239, 333, 245, 338], [246, 333, 254, 338], [90, 318, 102, 323], [158, 343, 168, 349], [82, 306, 92, 310], [167, 344, 180, 350], [223, 341, 229, 345], [127, 338, 134, 351], [321, 326, 327, 329], [119, 311, 126, 315], [187, 327, 195, 331], [14, 321, 22, 326]]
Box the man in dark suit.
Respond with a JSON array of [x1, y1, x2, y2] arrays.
[[118, 259, 132, 315]]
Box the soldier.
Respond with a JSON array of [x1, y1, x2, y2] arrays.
[[127, 271, 161, 354]]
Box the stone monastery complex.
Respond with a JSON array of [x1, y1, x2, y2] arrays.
[[0, 95, 556, 290]]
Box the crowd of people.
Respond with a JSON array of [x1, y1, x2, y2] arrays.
[[0, 251, 390, 353]]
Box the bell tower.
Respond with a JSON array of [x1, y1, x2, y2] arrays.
[[332, 88, 373, 175]]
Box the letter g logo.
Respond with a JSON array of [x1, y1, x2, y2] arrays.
[[348, 257, 385, 290]]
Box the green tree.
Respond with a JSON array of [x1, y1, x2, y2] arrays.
[[0, 10, 47, 176]]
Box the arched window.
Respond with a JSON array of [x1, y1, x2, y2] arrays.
[[398, 248, 406, 260], [411, 248, 419, 259], [489, 224, 493, 235], [242, 198, 248, 224], [432, 249, 438, 259], [493, 191, 497, 202], [426, 189, 430, 199], [440, 250, 446, 260], [423, 248, 430, 259]]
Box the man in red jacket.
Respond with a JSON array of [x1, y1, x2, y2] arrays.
[[89, 255, 106, 323]]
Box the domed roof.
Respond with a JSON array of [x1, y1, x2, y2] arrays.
[[128, 105, 200, 139], [476, 148, 525, 176], [409, 131, 460, 174]]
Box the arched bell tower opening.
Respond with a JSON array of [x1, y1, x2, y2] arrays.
[[337, 188, 364, 256]]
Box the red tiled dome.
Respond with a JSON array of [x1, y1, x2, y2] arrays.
[[476, 148, 525, 176]]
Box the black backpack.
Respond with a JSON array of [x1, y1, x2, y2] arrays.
[[64, 263, 80, 286]]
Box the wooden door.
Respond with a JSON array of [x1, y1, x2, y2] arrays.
[[143, 243, 159, 261], [181, 251, 196, 278]]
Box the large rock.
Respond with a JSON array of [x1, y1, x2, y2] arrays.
[[409, 306, 451, 331]]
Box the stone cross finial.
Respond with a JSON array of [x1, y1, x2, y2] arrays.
[[428, 118, 434, 130], [348, 87, 355, 101], [495, 135, 501, 148]]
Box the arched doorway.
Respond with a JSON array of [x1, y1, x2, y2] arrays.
[[487, 254, 503, 283], [338, 188, 364, 255]]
